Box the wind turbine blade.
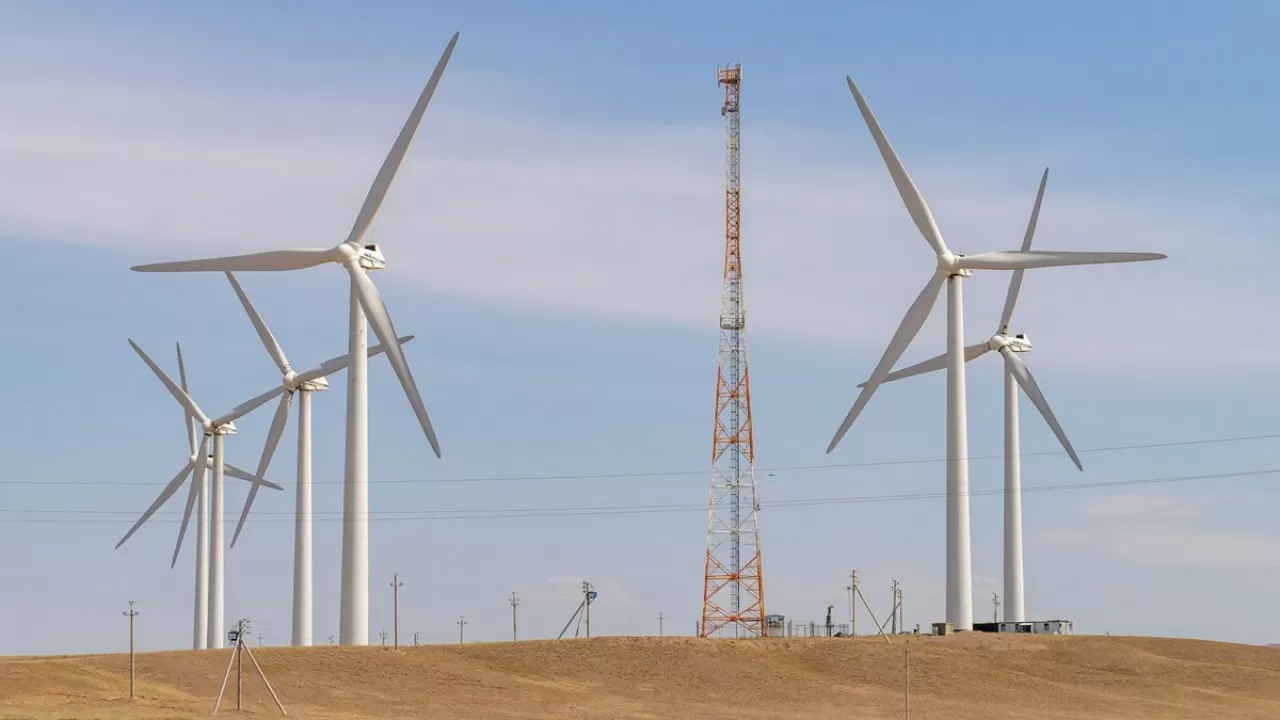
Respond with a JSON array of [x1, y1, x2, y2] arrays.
[[347, 266, 441, 457], [959, 250, 1167, 271], [177, 342, 197, 456], [171, 436, 211, 567], [845, 76, 949, 257], [224, 464, 284, 491], [230, 392, 293, 548], [132, 248, 340, 273], [828, 272, 945, 453], [345, 31, 459, 247], [998, 167, 1049, 333], [171, 460, 201, 569], [212, 385, 287, 427], [115, 459, 196, 549], [293, 335, 416, 385], [1003, 351, 1083, 471], [857, 343, 988, 388], [129, 339, 209, 426], [226, 272, 291, 373]]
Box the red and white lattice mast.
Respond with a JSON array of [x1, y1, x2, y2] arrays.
[[700, 64, 765, 638]]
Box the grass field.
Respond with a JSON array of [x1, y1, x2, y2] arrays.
[[2, 634, 1279, 719]]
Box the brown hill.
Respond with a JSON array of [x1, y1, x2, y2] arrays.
[[3, 634, 1279, 719]]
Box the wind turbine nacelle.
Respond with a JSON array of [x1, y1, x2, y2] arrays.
[[358, 244, 387, 271], [1006, 333, 1032, 353], [210, 422, 238, 435], [298, 376, 330, 392]]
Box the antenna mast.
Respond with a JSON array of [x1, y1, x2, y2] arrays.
[[701, 63, 766, 638]]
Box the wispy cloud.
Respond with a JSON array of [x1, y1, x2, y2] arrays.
[[2, 49, 1275, 374]]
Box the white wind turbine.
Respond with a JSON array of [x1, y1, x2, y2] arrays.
[[221, 270, 414, 647], [118, 339, 286, 649], [827, 76, 1166, 631], [860, 168, 1092, 624], [115, 342, 282, 650], [128, 31, 458, 645]]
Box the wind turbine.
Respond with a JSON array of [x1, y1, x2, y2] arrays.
[[222, 271, 414, 647], [860, 168, 1094, 624], [119, 339, 285, 648], [827, 76, 1166, 631], [127, 31, 458, 645], [117, 342, 279, 650]]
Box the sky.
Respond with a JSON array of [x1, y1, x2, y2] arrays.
[[1, 0, 1279, 655]]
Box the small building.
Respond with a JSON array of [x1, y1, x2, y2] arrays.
[[932, 622, 955, 636], [764, 614, 786, 638], [972, 619, 1074, 635]]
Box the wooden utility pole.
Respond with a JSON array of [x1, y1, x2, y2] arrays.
[[457, 616, 467, 644], [391, 574, 403, 650], [413, 632, 420, 647], [846, 570, 858, 637], [122, 601, 139, 699], [582, 581, 593, 639], [509, 592, 520, 642], [379, 629, 388, 647]]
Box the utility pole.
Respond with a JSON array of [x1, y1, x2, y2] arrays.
[[328, 635, 335, 645], [457, 616, 467, 644], [582, 581, 593, 639], [391, 574, 403, 650], [257, 633, 263, 647], [853, 582, 892, 645], [904, 646, 912, 720], [213, 618, 286, 716], [122, 601, 139, 699], [993, 593, 1000, 623], [898, 585, 905, 634], [890, 580, 900, 635], [509, 592, 520, 642], [413, 632, 420, 647], [846, 570, 858, 637], [379, 629, 388, 648], [659, 612, 664, 637]]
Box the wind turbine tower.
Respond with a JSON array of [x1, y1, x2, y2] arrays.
[[700, 64, 766, 639]]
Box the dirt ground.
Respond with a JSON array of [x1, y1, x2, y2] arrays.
[[2, 634, 1279, 719]]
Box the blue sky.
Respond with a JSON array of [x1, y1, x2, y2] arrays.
[[1, 0, 1279, 654]]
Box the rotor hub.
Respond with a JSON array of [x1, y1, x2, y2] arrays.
[[937, 252, 971, 277]]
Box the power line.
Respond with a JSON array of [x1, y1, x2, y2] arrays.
[[2, 466, 1276, 524], [3, 431, 1277, 487]]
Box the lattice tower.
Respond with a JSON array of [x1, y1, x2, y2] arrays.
[[700, 64, 766, 639]]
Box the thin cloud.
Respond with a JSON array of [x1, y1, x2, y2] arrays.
[[1, 56, 1275, 374]]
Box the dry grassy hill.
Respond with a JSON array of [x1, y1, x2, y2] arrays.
[[3, 634, 1279, 719]]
